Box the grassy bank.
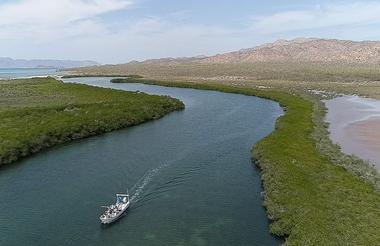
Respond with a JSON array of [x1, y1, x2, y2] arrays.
[[60, 74, 143, 79], [0, 78, 184, 166], [112, 78, 380, 245]]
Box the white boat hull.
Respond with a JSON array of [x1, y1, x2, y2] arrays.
[[100, 201, 130, 224]]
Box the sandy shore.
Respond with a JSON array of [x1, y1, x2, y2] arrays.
[[325, 96, 380, 170]]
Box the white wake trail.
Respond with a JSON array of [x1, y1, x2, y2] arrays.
[[129, 163, 170, 203]]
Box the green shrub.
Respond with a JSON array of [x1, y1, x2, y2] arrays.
[[0, 78, 184, 166]]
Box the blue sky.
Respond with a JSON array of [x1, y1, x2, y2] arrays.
[[0, 0, 380, 63]]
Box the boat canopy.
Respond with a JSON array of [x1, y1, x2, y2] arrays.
[[116, 194, 129, 204]]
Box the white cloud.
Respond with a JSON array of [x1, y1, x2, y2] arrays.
[[0, 0, 133, 41], [251, 2, 380, 34], [0, 0, 132, 25], [2, 1, 380, 63], [86, 19, 248, 62], [127, 17, 168, 35]]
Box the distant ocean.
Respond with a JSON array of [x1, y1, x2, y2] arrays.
[[0, 68, 57, 79]]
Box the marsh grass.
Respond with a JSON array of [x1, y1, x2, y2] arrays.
[[0, 78, 184, 166], [60, 74, 143, 79]]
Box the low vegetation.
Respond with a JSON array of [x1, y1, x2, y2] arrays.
[[69, 62, 380, 99], [112, 77, 380, 245], [60, 74, 143, 79], [0, 78, 184, 166], [71, 61, 380, 82]]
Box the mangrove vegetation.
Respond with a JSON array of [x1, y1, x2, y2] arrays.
[[0, 78, 184, 166]]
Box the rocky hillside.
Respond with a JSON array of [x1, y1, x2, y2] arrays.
[[129, 55, 207, 65], [202, 38, 380, 64]]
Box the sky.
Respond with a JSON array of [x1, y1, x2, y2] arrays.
[[1, 0, 380, 64]]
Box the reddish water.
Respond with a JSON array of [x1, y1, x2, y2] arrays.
[[325, 95, 380, 170]]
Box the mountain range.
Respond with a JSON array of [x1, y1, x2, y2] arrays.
[[130, 38, 380, 65], [0, 57, 99, 69]]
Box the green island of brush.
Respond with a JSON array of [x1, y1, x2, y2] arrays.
[[0, 77, 184, 166], [110, 77, 380, 246]]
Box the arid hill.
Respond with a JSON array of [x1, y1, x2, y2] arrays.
[[202, 38, 380, 64], [115, 38, 380, 65]]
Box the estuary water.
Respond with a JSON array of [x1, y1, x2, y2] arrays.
[[0, 68, 56, 79], [0, 77, 283, 246], [325, 95, 380, 170]]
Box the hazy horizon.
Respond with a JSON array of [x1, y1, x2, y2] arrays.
[[1, 0, 380, 64]]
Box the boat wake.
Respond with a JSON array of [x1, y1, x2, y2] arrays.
[[127, 162, 203, 211], [129, 163, 171, 203]]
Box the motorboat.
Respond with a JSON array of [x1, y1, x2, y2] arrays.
[[100, 193, 130, 224]]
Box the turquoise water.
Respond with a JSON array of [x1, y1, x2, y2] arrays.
[[0, 77, 283, 245], [0, 68, 56, 79]]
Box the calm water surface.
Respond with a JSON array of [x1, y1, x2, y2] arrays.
[[0, 77, 283, 245], [0, 68, 56, 79]]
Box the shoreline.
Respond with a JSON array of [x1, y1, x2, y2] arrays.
[[325, 95, 380, 170]]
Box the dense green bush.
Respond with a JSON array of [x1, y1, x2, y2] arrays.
[[0, 78, 184, 165], [112, 78, 380, 245]]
